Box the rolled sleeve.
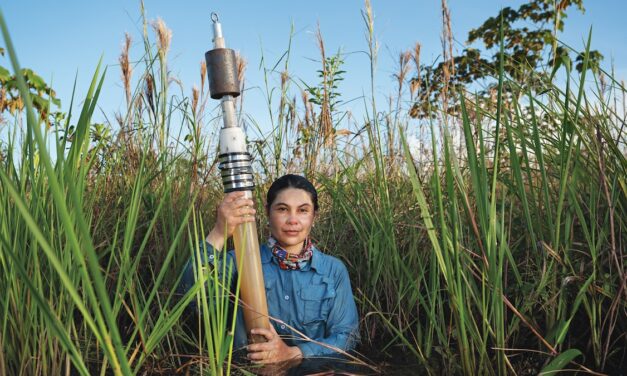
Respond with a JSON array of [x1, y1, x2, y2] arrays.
[[179, 241, 237, 307]]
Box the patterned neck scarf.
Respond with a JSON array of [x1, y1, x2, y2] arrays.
[[268, 235, 314, 270]]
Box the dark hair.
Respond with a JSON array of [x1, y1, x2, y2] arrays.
[[266, 174, 319, 211]]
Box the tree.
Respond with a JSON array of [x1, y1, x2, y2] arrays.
[[409, 0, 603, 119], [0, 47, 63, 127]]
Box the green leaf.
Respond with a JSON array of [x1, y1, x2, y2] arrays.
[[0, 64, 10, 82], [22, 68, 47, 91], [540, 349, 582, 375]]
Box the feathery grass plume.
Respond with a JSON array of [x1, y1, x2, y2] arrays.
[[315, 23, 333, 147], [119, 33, 133, 107], [151, 17, 172, 152], [193, 60, 209, 127], [289, 95, 297, 133], [396, 50, 411, 96], [301, 90, 312, 130], [190, 85, 201, 191], [278, 69, 289, 139], [200, 59, 206, 96], [363, 0, 376, 59], [235, 52, 247, 115], [441, 0, 454, 77], [280, 70, 289, 90], [599, 71, 607, 100], [361, 0, 386, 185], [440, 0, 454, 117], [286, 95, 299, 171], [410, 43, 421, 102], [152, 17, 171, 57], [362, 0, 379, 85], [191, 85, 199, 118], [118, 32, 133, 148], [134, 90, 143, 115], [236, 52, 247, 85], [144, 73, 155, 117]]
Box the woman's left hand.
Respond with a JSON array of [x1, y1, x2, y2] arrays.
[[247, 325, 303, 364]]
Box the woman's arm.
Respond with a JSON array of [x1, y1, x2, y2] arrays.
[[179, 191, 255, 306], [206, 191, 256, 250]]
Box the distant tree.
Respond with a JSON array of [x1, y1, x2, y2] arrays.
[[0, 47, 63, 127], [409, 0, 603, 119]]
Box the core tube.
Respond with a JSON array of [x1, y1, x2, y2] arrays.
[[208, 15, 271, 344]]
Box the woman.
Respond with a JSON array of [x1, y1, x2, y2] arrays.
[[181, 174, 359, 363]]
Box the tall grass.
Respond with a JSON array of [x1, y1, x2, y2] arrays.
[[309, 5, 625, 374], [1, 2, 625, 375], [0, 8, 236, 375]]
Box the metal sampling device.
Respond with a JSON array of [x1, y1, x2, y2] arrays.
[[205, 13, 270, 343]]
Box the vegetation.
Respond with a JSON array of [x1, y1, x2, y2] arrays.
[[0, 48, 63, 127], [1, 1, 625, 375], [410, 0, 604, 119]]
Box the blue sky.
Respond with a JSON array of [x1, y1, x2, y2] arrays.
[[1, 1, 626, 135]]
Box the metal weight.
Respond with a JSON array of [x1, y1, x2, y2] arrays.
[[205, 48, 240, 99]]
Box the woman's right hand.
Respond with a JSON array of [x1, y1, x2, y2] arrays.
[[206, 191, 256, 250]]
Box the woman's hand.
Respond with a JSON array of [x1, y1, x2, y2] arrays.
[[247, 325, 303, 364], [206, 191, 256, 250]]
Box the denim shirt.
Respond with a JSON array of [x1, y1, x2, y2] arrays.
[[180, 241, 359, 357]]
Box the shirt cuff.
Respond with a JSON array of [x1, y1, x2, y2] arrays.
[[198, 240, 224, 264]]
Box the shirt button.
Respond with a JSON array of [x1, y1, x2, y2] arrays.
[[284, 295, 290, 300], [209, 255, 214, 260], [280, 324, 286, 330]]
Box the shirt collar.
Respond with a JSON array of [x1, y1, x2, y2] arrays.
[[309, 246, 324, 274], [261, 243, 273, 263]]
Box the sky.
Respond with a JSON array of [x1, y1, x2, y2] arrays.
[[1, 1, 626, 138]]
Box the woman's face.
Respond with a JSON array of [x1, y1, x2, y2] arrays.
[[267, 187, 316, 254]]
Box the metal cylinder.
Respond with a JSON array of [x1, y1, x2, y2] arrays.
[[218, 152, 255, 192], [205, 48, 240, 99]]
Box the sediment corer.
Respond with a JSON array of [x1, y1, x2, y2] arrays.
[[205, 13, 271, 344]]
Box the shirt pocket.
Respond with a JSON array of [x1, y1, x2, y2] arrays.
[[299, 281, 337, 325]]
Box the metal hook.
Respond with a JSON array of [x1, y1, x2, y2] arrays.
[[211, 12, 219, 23]]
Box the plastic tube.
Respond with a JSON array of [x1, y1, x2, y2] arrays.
[[232, 192, 271, 343]]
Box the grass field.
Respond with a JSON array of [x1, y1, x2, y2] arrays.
[[0, 3, 625, 375]]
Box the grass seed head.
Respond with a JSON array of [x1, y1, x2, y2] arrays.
[[192, 85, 199, 116], [119, 33, 133, 107], [200, 60, 207, 95], [236, 52, 247, 89], [152, 17, 172, 57]]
